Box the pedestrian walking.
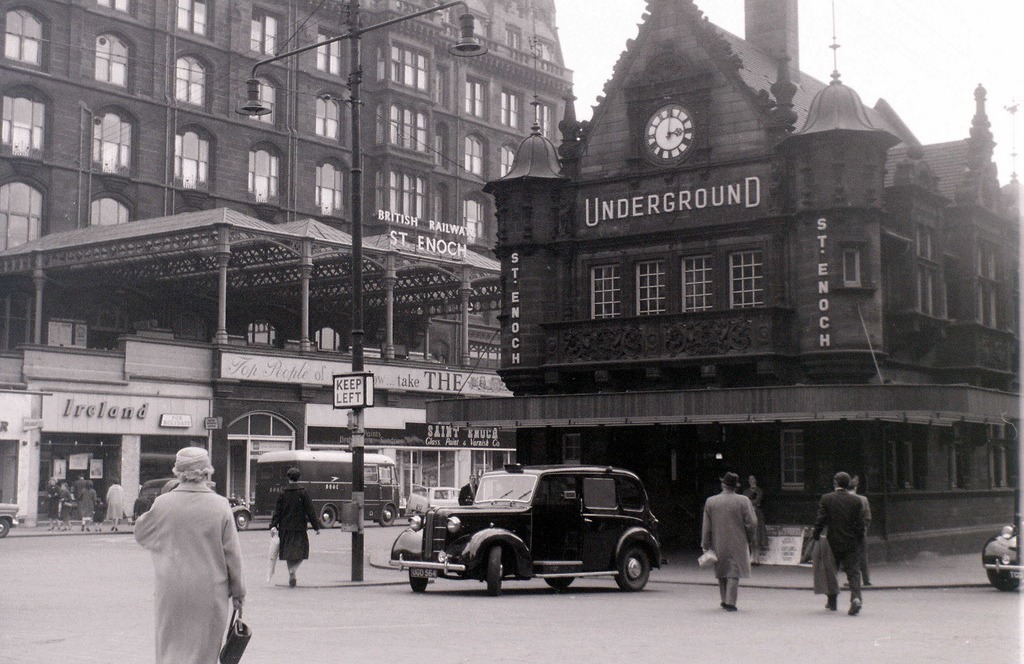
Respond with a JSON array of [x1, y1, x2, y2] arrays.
[[701, 471, 758, 611], [269, 466, 321, 587], [134, 447, 246, 664], [812, 471, 867, 615], [45, 478, 61, 531], [105, 479, 125, 531], [743, 474, 768, 564], [849, 474, 872, 586], [58, 481, 75, 531], [78, 480, 98, 531]]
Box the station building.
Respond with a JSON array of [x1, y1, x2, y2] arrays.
[[430, 0, 1021, 557]]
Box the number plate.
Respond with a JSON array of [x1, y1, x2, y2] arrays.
[[1011, 570, 1022, 579], [410, 568, 437, 578]]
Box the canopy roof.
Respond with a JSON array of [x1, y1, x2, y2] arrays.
[[0, 208, 501, 320]]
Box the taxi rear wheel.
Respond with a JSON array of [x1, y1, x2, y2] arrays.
[[0, 518, 10, 538], [409, 573, 429, 593], [615, 545, 650, 591], [485, 546, 503, 596]]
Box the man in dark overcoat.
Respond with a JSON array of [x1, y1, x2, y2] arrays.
[[812, 471, 867, 615]]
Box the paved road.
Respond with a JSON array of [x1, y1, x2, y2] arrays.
[[2, 525, 1020, 663]]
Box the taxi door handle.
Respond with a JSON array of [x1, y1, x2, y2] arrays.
[[584, 517, 593, 523]]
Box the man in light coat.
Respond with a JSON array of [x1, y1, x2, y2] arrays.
[[135, 447, 246, 663], [701, 471, 758, 611]]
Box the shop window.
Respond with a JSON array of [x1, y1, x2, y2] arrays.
[[780, 429, 804, 489]]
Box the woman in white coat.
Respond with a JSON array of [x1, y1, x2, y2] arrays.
[[135, 447, 246, 664]]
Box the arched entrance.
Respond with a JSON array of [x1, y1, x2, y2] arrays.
[[226, 412, 295, 503]]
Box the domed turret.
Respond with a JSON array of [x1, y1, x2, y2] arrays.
[[490, 123, 565, 182], [779, 75, 899, 210]]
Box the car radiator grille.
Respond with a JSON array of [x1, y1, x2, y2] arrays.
[[423, 512, 448, 558]]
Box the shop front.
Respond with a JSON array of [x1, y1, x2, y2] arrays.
[[217, 349, 513, 513], [306, 409, 516, 511], [0, 389, 43, 524], [37, 392, 211, 524]]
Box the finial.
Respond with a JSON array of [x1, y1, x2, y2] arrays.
[[829, 0, 841, 84]]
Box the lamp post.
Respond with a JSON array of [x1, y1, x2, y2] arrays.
[[239, 0, 485, 581]]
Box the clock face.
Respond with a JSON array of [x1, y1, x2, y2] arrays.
[[645, 104, 694, 161]]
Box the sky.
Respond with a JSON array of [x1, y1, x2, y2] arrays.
[[554, 0, 1023, 186]]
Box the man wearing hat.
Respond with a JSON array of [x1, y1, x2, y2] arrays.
[[135, 446, 246, 663], [700, 471, 758, 611]]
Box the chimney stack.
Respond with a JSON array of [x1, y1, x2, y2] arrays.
[[745, 0, 799, 74]]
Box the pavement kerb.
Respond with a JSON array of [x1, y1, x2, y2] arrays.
[[7, 525, 990, 591]]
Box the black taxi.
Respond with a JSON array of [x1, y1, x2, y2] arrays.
[[389, 464, 661, 595]]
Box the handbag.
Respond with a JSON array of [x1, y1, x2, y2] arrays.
[[697, 549, 718, 568], [219, 608, 252, 664]]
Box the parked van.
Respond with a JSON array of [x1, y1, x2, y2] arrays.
[[254, 450, 400, 527]]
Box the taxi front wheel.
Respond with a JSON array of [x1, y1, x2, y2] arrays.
[[615, 545, 650, 591]]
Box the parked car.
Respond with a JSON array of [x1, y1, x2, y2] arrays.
[[405, 485, 460, 515], [390, 464, 661, 595], [0, 502, 20, 538], [982, 524, 1020, 591], [133, 478, 253, 531]]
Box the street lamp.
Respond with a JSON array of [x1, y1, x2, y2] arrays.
[[238, 0, 486, 581]]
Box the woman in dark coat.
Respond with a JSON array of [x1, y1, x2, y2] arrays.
[[269, 467, 321, 587]]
